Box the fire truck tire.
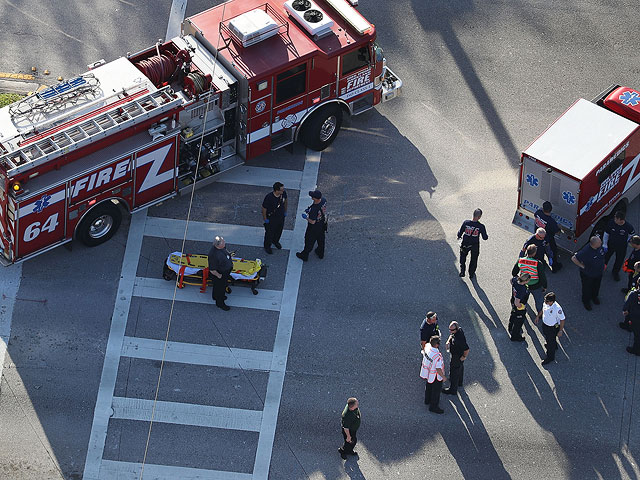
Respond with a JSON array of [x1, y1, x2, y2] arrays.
[[77, 202, 123, 247], [300, 105, 343, 151]]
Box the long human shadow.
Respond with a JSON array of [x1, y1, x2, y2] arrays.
[[282, 106, 509, 479], [441, 390, 510, 480], [469, 265, 636, 478]]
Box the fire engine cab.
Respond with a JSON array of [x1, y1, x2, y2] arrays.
[[0, 0, 401, 265]]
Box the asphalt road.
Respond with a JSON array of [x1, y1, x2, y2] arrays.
[[2, 0, 640, 479]]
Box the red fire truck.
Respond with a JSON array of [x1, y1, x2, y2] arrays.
[[0, 0, 401, 265], [513, 85, 640, 252]]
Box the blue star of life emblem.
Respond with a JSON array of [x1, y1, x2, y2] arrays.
[[33, 194, 51, 213], [562, 191, 576, 205], [526, 173, 539, 187], [619, 90, 640, 106]]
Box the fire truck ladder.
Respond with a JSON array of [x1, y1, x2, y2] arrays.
[[1, 87, 183, 176]]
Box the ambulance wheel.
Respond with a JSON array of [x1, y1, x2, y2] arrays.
[[300, 105, 343, 151], [77, 202, 122, 247]]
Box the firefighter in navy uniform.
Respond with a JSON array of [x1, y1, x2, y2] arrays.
[[623, 289, 640, 356], [534, 201, 563, 272], [262, 182, 288, 255], [603, 211, 635, 281], [622, 235, 640, 294], [296, 190, 327, 261], [457, 208, 488, 279]]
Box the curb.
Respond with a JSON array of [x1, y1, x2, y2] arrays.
[[0, 78, 44, 95]]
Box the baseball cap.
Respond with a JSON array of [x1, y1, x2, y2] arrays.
[[631, 235, 640, 246], [309, 190, 322, 199]]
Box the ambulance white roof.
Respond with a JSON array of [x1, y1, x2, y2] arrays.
[[524, 98, 638, 179]]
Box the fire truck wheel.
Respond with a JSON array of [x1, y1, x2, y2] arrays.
[[300, 105, 343, 151], [77, 202, 123, 247]]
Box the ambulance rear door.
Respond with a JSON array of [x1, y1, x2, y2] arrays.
[[513, 153, 579, 239]]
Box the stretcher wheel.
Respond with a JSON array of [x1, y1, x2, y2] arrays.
[[163, 264, 177, 281]]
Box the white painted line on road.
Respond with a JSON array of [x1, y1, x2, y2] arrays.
[[144, 216, 293, 247], [100, 460, 252, 480], [217, 166, 303, 189], [111, 396, 262, 432], [121, 336, 273, 371], [83, 211, 148, 480], [133, 276, 282, 311], [0, 263, 22, 390], [252, 149, 321, 479], [165, 0, 187, 41]]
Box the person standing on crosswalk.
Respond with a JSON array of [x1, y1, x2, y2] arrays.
[[208, 236, 233, 311], [262, 182, 288, 255]]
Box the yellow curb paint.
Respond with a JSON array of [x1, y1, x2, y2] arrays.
[[0, 72, 36, 80]]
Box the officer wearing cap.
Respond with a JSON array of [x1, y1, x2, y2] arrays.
[[603, 211, 635, 281], [622, 235, 640, 294], [534, 201, 562, 272], [296, 190, 327, 261]]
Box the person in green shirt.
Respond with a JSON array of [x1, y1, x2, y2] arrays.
[[338, 397, 361, 459]]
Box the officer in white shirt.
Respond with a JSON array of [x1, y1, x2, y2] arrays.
[[535, 292, 565, 366]]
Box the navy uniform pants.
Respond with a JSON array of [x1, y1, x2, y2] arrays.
[[605, 244, 627, 274], [580, 271, 602, 304], [460, 244, 479, 275], [300, 223, 325, 259], [264, 217, 285, 248]]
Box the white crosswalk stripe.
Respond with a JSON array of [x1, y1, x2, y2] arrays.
[[133, 276, 283, 311], [84, 158, 318, 479], [217, 166, 303, 189], [144, 216, 294, 247], [111, 397, 263, 431], [100, 460, 253, 480], [121, 337, 273, 371]]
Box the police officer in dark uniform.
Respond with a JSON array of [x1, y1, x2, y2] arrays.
[[262, 182, 288, 255], [442, 321, 469, 395], [603, 211, 635, 281], [522, 227, 553, 267], [208, 235, 233, 311], [420, 311, 440, 350], [571, 236, 606, 311], [296, 190, 327, 261], [622, 236, 640, 294], [509, 272, 531, 341], [534, 201, 562, 272], [457, 208, 488, 279], [623, 289, 640, 356]]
